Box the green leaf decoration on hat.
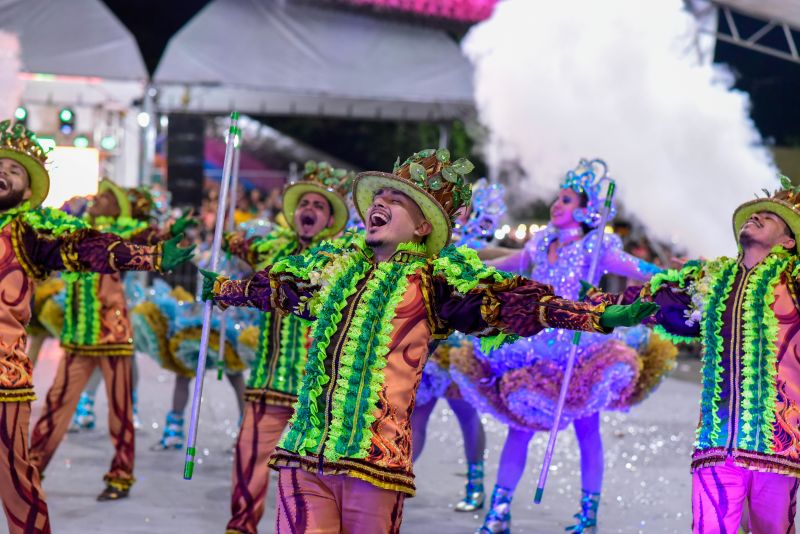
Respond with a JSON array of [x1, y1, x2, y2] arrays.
[[305, 161, 317, 173], [393, 156, 401, 173], [409, 162, 427, 184], [436, 148, 450, 163], [441, 166, 458, 183], [428, 176, 443, 190], [417, 149, 436, 158], [451, 158, 475, 175]]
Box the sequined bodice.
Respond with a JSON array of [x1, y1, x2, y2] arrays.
[[525, 227, 615, 300]]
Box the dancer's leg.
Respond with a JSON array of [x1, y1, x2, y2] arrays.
[[225, 372, 246, 419], [495, 428, 533, 490], [479, 429, 533, 533], [172, 375, 191, 413], [448, 398, 486, 464], [97, 356, 135, 498], [410, 399, 436, 462], [573, 412, 603, 493], [30, 355, 97, 473]]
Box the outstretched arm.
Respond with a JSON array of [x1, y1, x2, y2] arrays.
[[17, 220, 193, 279]]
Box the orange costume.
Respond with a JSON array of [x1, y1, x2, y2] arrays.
[[207, 150, 616, 532], [30, 183, 178, 499]]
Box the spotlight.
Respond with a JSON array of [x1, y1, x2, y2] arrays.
[[59, 107, 75, 135], [73, 135, 90, 148], [100, 135, 117, 151], [14, 106, 28, 125]]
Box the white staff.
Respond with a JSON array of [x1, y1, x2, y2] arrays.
[[534, 176, 616, 503], [184, 111, 239, 480], [215, 136, 241, 381]]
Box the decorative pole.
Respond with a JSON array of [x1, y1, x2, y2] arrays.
[[534, 177, 616, 503], [216, 137, 241, 381], [184, 111, 239, 480]]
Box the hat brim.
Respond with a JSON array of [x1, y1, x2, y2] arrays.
[[352, 172, 451, 257], [282, 182, 348, 240], [98, 179, 131, 218], [0, 149, 50, 208], [733, 198, 800, 252]]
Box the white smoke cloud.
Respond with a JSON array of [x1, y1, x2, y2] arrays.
[[465, 0, 778, 258], [0, 32, 22, 121]]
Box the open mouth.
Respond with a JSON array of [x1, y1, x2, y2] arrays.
[[299, 213, 317, 228], [368, 209, 390, 229], [0, 177, 10, 193]]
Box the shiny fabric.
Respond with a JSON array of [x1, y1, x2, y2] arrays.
[[216, 240, 608, 496], [227, 403, 293, 534], [0, 402, 50, 534], [30, 354, 135, 489], [275, 468, 404, 534], [692, 457, 799, 534], [453, 227, 662, 431], [653, 260, 800, 477]]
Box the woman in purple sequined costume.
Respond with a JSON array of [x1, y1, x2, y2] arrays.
[[451, 160, 675, 533]]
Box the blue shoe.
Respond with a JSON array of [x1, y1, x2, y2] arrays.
[[476, 485, 512, 534], [455, 462, 485, 512], [69, 392, 96, 432], [151, 411, 184, 451], [565, 490, 600, 533]]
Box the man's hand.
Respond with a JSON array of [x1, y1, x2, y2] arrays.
[[599, 298, 659, 329], [161, 233, 196, 271], [198, 268, 221, 302], [170, 210, 198, 237]]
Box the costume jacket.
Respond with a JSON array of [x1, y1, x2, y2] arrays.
[[213, 236, 609, 495], [648, 248, 800, 477]]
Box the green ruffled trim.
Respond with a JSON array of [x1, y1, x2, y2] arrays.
[[247, 313, 271, 390], [273, 314, 310, 396], [653, 324, 698, 345], [250, 226, 298, 271], [738, 250, 788, 452], [696, 258, 737, 448], [325, 260, 421, 461], [649, 261, 703, 294], [432, 244, 511, 294], [271, 240, 340, 281], [91, 215, 149, 238], [0, 204, 88, 236], [281, 252, 369, 455], [62, 279, 76, 342], [64, 274, 101, 346]]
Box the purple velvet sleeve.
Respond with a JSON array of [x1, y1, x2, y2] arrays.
[[434, 276, 607, 338], [653, 286, 700, 338], [215, 271, 274, 311], [433, 279, 491, 335]]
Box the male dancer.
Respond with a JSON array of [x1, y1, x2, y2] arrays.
[[202, 148, 656, 532], [647, 178, 800, 533], [0, 120, 192, 532], [224, 162, 353, 534], [29, 178, 195, 501]]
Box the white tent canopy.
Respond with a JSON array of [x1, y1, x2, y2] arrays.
[[0, 0, 147, 106], [714, 0, 800, 29], [0, 0, 147, 80], [153, 0, 474, 120]]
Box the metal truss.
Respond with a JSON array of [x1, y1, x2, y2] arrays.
[[702, 2, 800, 64]]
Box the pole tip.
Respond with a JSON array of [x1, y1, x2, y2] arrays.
[[231, 111, 240, 120], [183, 460, 195, 480], [534, 487, 544, 504]]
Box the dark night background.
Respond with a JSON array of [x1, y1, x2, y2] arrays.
[[102, 0, 800, 170]]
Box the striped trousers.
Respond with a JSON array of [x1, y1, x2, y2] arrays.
[[692, 457, 799, 534], [275, 468, 404, 534], [0, 402, 50, 533], [30, 354, 135, 490]]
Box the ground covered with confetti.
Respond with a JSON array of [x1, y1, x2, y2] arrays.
[[21, 343, 789, 533]]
